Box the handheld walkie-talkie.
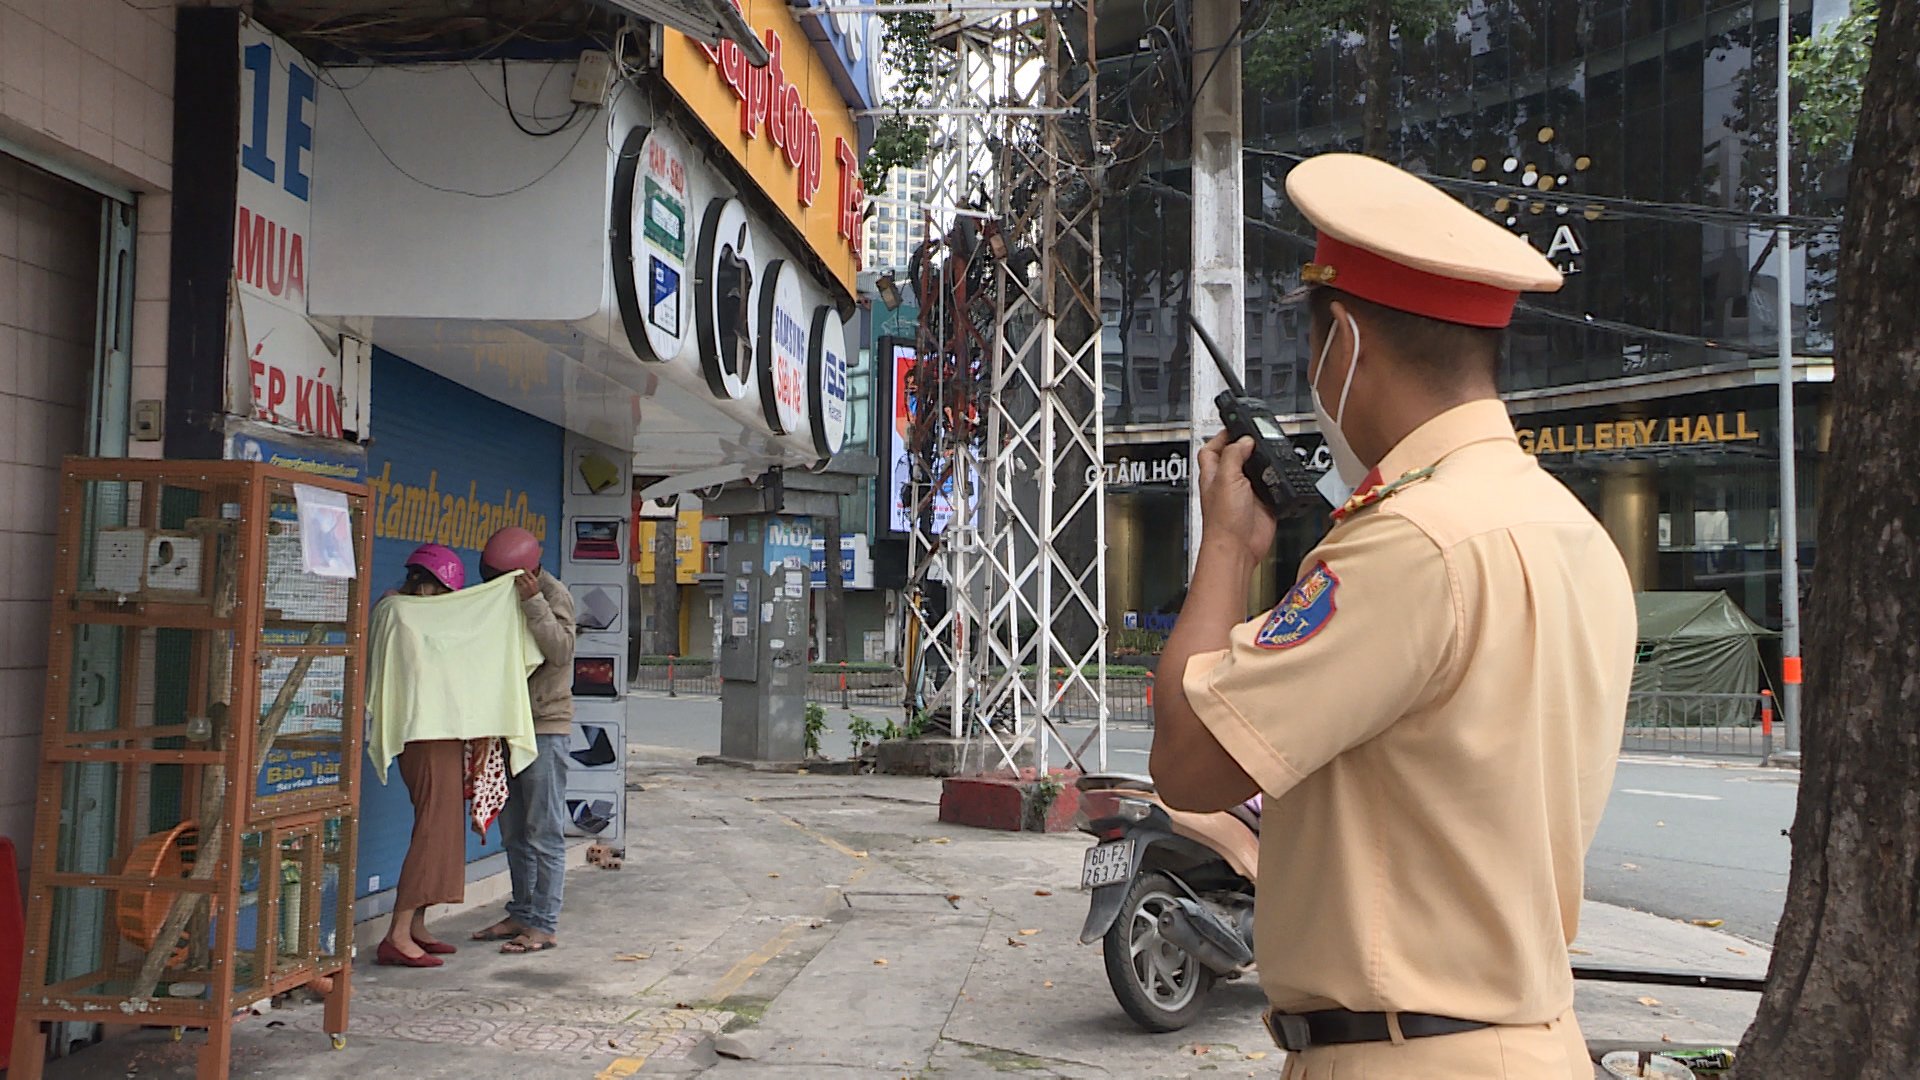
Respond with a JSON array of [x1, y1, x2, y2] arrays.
[[1184, 312, 1322, 520]]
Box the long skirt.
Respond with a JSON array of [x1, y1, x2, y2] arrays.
[[394, 739, 465, 909]]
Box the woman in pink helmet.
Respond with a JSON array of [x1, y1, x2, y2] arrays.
[[377, 543, 468, 968]]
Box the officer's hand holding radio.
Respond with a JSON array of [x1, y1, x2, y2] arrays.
[[1197, 432, 1276, 567]]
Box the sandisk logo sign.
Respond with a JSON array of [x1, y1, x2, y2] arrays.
[[701, 29, 824, 208]]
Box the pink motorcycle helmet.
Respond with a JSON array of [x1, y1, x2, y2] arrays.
[[481, 526, 542, 580], [403, 543, 466, 592]]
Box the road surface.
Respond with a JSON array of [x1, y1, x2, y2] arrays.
[[625, 695, 1795, 945]]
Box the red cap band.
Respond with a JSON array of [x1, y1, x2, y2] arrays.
[[1310, 235, 1522, 328]]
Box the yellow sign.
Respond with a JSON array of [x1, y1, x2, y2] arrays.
[[634, 510, 705, 585], [636, 520, 659, 584], [1517, 412, 1762, 455], [663, 1, 864, 295], [675, 509, 703, 584]]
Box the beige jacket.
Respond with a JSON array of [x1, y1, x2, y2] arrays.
[[521, 569, 577, 736]]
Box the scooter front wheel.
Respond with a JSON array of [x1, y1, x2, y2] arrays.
[[1102, 871, 1215, 1032]]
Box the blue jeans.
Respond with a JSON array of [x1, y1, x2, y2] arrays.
[[502, 733, 569, 934]]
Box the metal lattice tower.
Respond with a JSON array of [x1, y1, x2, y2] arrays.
[[902, 2, 1107, 775]]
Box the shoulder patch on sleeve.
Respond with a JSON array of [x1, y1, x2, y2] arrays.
[[1254, 562, 1340, 650]]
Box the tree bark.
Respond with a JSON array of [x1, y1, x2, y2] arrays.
[[1359, 0, 1394, 157], [1735, 4, 1920, 1076]]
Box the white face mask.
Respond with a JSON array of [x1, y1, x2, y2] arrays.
[[1310, 312, 1367, 506]]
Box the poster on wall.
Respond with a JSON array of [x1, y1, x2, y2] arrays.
[[230, 20, 352, 440], [571, 584, 626, 634], [571, 445, 628, 497], [256, 655, 346, 800], [566, 518, 626, 565], [567, 721, 622, 771], [882, 339, 975, 536]]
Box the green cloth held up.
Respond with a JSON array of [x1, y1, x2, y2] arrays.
[[366, 572, 542, 783]]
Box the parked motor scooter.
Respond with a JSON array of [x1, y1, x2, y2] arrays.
[[1075, 773, 1261, 1031]]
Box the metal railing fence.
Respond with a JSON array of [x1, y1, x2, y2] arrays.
[[1622, 690, 1776, 760]]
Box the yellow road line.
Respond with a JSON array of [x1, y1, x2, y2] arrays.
[[594, 1056, 646, 1080], [704, 922, 809, 1002], [702, 864, 869, 1004], [777, 814, 867, 860]]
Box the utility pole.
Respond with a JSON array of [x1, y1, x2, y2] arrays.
[[1186, 0, 1245, 575], [1774, 0, 1803, 752]]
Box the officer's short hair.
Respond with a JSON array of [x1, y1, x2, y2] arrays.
[[1308, 286, 1504, 390]]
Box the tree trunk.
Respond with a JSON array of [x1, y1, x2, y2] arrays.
[[635, 512, 681, 657], [1359, 0, 1394, 157], [1735, 5, 1920, 1076]]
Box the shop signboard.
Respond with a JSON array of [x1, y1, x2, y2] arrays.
[[757, 259, 810, 433], [662, 0, 865, 294], [808, 306, 850, 457], [231, 21, 354, 439], [613, 125, 695, 364], [809, 532, 873, 589], [1091, 438, 1331, 489], [792, 0, 884, 110], [695, 197, 761, 402], [1517, 411, 1763, 455]]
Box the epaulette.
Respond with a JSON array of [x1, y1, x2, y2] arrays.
[[1330, 466, 1436, 523]]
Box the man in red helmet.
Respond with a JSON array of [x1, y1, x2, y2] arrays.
[[470, 526, 576, 955]]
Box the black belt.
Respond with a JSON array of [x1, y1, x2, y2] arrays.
[[1263, 1008, 1491, 1052]]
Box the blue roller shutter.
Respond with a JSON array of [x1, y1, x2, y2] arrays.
[[355, 346, 563, 899]]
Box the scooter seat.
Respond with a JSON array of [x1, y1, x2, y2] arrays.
[[1076, 772, 1156, 792], [1226, 803, 1262, 835]]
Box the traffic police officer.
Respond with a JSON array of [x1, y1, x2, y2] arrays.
[[1150, 153, 1636, 1079]]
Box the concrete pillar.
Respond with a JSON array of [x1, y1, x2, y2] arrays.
[[1185, 0, 1245, 575], [1601, 464, 1659, 591], [1106, 494, 1144, 621]]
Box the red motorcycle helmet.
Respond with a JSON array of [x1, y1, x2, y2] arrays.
[[481, 526, 543, 580]]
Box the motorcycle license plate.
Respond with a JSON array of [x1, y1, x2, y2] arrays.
[[1081, 840, 1132, 888]]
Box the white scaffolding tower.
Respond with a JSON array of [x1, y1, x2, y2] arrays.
[[899, 1, 1108, 775]]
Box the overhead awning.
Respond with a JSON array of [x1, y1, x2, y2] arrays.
[[589, 0, 770, 64]]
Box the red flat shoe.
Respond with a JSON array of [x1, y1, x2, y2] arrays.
[[375, 939, 443, 968], [413, 938, 457, 955]]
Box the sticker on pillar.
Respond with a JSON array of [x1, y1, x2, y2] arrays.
[[694, 197, 758, 400], [756, 258, 809, 434], [568, 518, 625, 564], [613, 125, 694, 363], [808, 305, 850, 458], [571, 446, 627, 496], [571, 584, 624, 633], [572, 656, 619, 698], [568, 722, 620, 769]]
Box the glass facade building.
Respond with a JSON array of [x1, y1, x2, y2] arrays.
[[1099, 0, 1842, 649]]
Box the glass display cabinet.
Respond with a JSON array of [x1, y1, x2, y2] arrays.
[[9, 460, 371, 1080]]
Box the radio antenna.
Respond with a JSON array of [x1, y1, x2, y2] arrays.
[[1184, 311, 1248, 399]]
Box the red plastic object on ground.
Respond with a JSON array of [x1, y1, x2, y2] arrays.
[[2, 835, 24, 1062]]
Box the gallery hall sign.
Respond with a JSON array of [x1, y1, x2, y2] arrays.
[[1517, 411, 1762, 455]]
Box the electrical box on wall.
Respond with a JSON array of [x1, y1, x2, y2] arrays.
[[571, 50, 615, 105]]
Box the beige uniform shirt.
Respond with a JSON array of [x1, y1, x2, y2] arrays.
[[1185, 399, 1635, 1025]]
